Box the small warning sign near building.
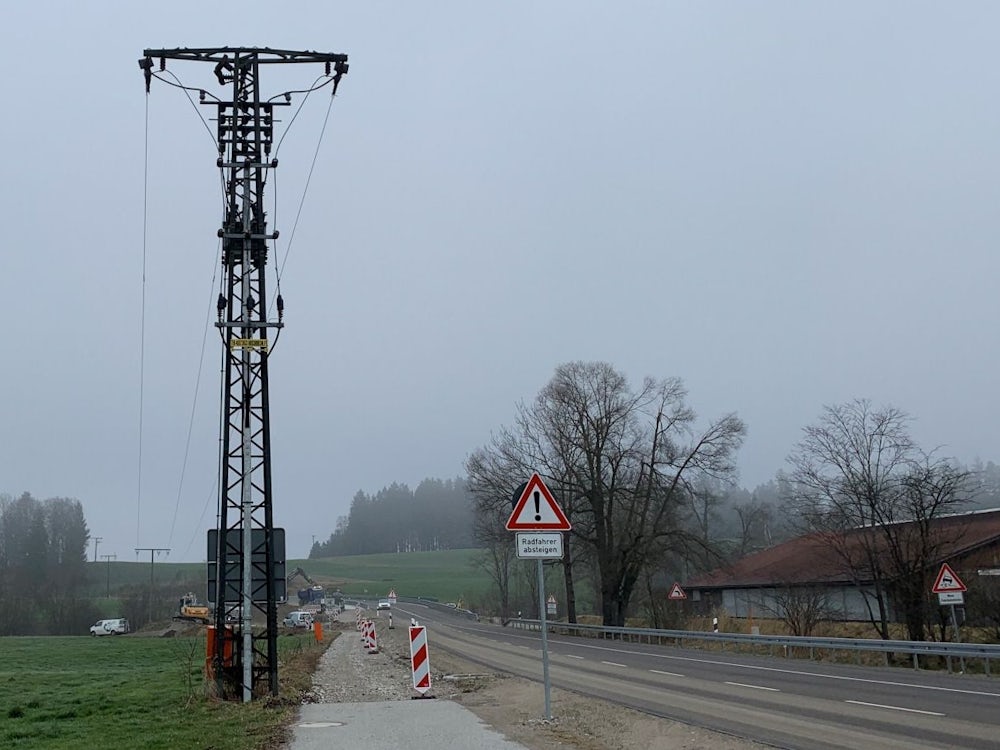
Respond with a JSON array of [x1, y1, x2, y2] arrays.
[[667, 583, 687, 600], [932, 563, 967, 593]]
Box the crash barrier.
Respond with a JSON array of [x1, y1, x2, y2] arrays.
[[396, 595, 480, 621], [507, 618, 1000, 675], [409, 625, 432, 695]]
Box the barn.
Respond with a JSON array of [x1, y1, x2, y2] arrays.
[[684, 508, 1000, 622]]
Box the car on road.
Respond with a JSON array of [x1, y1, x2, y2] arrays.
[[377, 600, 391, 610], [90, 618, 129, 636], [282, 610, 313, 628]]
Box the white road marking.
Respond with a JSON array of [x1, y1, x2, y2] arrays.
[[726, 681, 779, 692], [535, 638, 1000, 698], [601, 661, 627, 667], [565, 654, 584, 660], [649, 669, 684, 677], [846, 700, 944, 716], [445, 625, 999, 702]]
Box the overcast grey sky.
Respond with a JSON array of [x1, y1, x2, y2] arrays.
[[2, 2, 998, 562]]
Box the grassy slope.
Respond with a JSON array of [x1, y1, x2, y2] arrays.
[[297, 548, 489, 602], [87, 548, 491, 604], [1, 634, 323, 750]]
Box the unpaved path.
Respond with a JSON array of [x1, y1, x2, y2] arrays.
[[300, 612, 770, 750]]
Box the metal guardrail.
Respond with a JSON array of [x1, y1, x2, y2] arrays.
[[400, 596, 480, 621], [508, 618, 1000, 675]]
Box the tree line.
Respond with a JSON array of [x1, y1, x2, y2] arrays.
[[310, 477, 475, 557], [0, 492, 98, 635]]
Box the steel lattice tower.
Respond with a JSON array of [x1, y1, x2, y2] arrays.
[[140, 47, 347, 701]]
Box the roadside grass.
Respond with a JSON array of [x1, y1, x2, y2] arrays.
[[1, 632, 329, 749]]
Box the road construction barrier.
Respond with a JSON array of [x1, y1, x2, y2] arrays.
[[409, 625, 431, 695], [365, 619, 378, 653]]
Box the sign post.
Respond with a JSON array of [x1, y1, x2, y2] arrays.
[[932, 563, 967, 670], [507, 473, 571, 721]]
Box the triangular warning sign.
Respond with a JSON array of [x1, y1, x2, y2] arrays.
[[667, 583, 687, 600], [932, 563, 967, 593], [506, 473, 571, 531]]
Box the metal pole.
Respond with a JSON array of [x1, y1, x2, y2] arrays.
[[93, 537, 102, 562], [135, 547, 170, 627], [240, 54, 255, 702], [101, 554, 117, 598], [950, 604, 965, 673], [537, 558, 552, 720]]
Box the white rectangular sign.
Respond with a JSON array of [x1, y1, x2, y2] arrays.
[[516, 532, 563, 559], [938, 591, 964, 605]]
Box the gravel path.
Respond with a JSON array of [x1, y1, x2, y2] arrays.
[[307, 612, 415, 703]]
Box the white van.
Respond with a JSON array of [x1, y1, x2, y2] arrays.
[[90, 618, 129, 636], [282, 611, 313, 628]]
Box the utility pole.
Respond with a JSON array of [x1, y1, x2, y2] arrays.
[[135, 547, 170, 627], [100, 553, 117, 598], [93, 536, 102, 563], [139, 47, 348, 702]]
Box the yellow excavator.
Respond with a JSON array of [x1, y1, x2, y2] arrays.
[[173, 592, 212, 625]]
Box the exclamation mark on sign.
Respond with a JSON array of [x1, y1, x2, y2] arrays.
[[534, 491, 541, 521]]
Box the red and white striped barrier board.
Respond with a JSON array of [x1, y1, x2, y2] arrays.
[[365, 620, 378, 653], [409, 625, 431, 694]]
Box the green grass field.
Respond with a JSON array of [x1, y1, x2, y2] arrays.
[[1, 634, 322, 749], [87, 548, 493, 605], [302, 548, 491, 602]]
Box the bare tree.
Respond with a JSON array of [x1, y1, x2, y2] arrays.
[[470, 493, 517, 620], [469, 362, 745, 626], [784, 400, 974, 640], [734, 499, 775, 556], [466, 428, 539, 620], [684, 475, 727, 570], [760, 586, 835, 637]]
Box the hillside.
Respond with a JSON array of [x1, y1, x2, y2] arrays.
[[86, 548, 491, 606]]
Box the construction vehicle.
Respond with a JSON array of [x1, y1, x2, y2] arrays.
[[287, 566, 316, 586], [173, 592, 212, 625], [287, 567, 325, 606]]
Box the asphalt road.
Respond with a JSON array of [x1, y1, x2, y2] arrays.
[[393, 602, 1000, 750]]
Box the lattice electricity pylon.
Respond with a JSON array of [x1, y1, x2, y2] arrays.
[[140, 47, 347, 701]]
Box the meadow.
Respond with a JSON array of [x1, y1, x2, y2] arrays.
[[87, 548, 493, 605], [301, 548, 491, 602], [1, 633, 324, 749]]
